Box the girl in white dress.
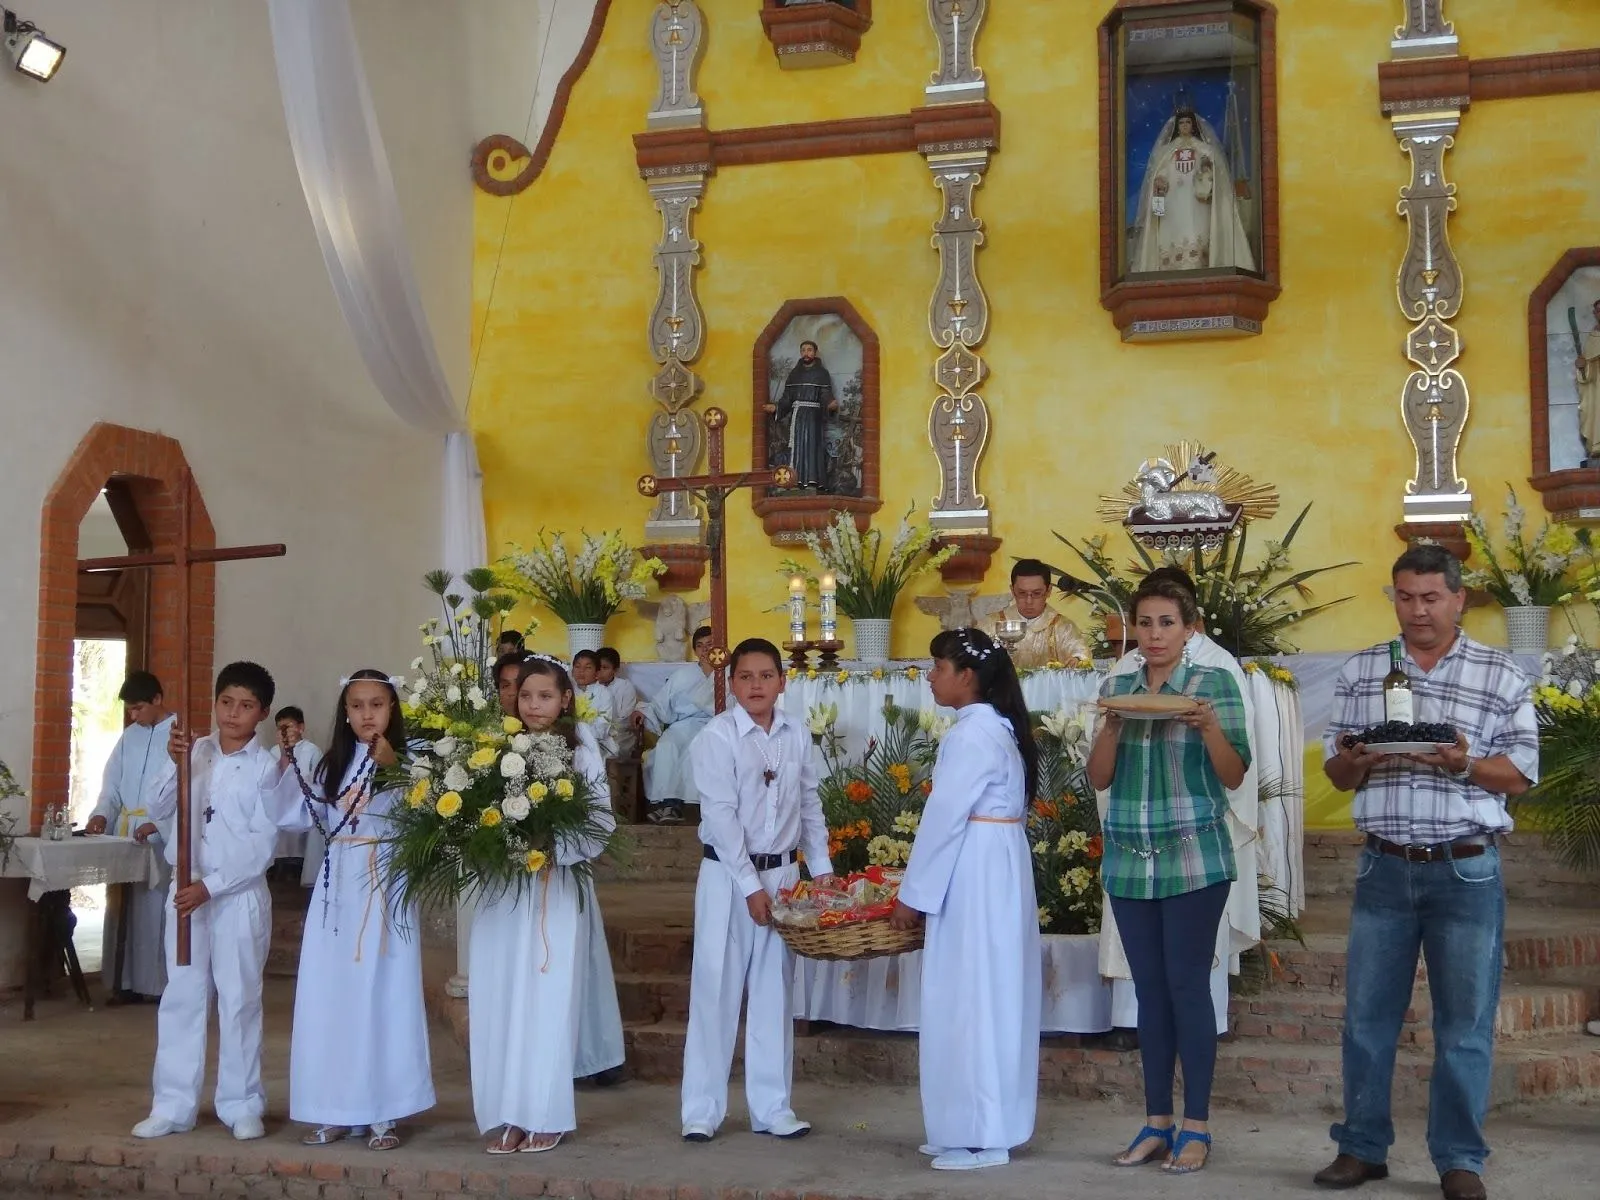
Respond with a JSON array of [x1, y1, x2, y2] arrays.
[[471, 656, 619, 1155], [891, 628, 1042, 1172], [284, 669, 436, 1151]]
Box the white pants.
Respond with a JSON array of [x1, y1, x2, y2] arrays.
[[681, 859, 799, 1131], [150, 879, 271, 1127]]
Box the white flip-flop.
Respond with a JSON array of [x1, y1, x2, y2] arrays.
[[931, 1148, 1010, 1171]]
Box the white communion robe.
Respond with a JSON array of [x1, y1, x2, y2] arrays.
[[92, 715, 176, 996], [580, 683, 619, 757], [469, 727, 619, 1134], [641, 663, 715, 805], [145, 735, 297, 1127], [1098, 634, 1258, 1035], [899, 703, 1040, 1154], [681, 706, 834, 1133], [281, 750, 436, 1128]]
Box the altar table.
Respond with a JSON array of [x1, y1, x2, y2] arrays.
[[2, 835, 162, 1019]]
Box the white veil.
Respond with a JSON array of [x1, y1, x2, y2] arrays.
[[1129, 112, 1256, 274]]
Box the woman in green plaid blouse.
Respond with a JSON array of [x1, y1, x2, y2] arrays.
[[1086, 577, 1251, 1175]]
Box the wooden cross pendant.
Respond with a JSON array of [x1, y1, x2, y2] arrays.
[[202, 804, 215, 825], [762, 769, 777, 787], [636, 407, 795, 715]]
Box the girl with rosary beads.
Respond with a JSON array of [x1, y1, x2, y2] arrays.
[[281, 669, 435, 1151], [471, 655, 618, 1156]]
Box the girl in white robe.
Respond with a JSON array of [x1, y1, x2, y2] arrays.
[[892, 628, 1042, 1172], [283, 670, 435, 1150], [471, 656, 619, 1155]]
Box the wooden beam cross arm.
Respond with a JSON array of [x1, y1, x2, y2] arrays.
[[637, 406, 794, 712]]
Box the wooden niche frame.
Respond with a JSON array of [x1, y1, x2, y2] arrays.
[[1098, 0, 1281, 342], [751, 297, 882, 543], [1528, 247, 1600, 520], [759, 0, 873, 70]]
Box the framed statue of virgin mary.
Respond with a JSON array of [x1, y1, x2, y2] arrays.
[[1098, 0, 1281, 341]]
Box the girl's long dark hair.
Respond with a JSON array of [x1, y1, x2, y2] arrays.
[[316, 669, 406, 805], [929, 628, 1040, 800], [516, 658, 579, 750]]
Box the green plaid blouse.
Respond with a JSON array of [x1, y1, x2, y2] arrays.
[[1099, 661, 1250, 900]]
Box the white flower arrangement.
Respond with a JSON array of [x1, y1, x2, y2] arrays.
[[503, 530, 665, 626], [779, 505, 955, 620]]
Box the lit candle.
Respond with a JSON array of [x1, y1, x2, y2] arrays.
[[819, 571, 837, 642], [788, 575, 808, 642]]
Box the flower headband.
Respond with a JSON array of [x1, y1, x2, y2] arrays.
[[522, 652, 569, 670], [339, 674, 405, 689], [955, 629, 1000, 662]]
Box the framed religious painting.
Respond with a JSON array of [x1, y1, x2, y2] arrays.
[[750, 298, 882, 543], [1528, 248, 1600, 521], [1098, 0, 1281, 341]]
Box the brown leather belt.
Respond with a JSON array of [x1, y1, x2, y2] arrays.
[[1366, 833, 1495, 864]]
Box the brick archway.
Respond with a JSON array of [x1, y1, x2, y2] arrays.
[[33, 424, 215, 830]]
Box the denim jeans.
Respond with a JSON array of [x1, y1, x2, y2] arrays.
[[1332, 841, 1504, 1177]]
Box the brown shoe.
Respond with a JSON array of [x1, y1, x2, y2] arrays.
[[1314, 1154, 1390, 1189], [1441, 1170, 1487, 1200]]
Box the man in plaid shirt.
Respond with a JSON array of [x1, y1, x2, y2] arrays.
[[1314, 545, 1537, 1200]]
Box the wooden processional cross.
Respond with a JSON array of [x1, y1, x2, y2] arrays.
[[77, 469, 285, 965], [637, 406, 794, 713]]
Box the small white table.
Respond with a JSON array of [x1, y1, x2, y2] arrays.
[[1, 835, 162, 1019]]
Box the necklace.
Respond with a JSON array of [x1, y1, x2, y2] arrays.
[[288, 748, 379, 929], [755, 732, 782, 788]]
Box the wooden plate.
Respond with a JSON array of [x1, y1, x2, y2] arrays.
[[1098, 694, 1199, 719]]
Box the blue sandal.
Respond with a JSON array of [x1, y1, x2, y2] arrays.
[[1162, 1129, 1212, 1174], [1113, 1124, 1174, 1166]]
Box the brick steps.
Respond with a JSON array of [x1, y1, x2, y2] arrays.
[[596, 824, 703, 885], [1304, 832, 1600, 908]]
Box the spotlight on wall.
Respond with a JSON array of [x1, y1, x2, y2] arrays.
[[3, 9, 64, 82]]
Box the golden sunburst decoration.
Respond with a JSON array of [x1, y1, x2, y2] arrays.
[[1097, 441, 1280, 528]]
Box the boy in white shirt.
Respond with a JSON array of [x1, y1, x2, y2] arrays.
[[596, 648, 640, 756], [571, 651, 618, 756], [133, 661, 297, 1143], [680, 638, 834, 1143], [272, 706, 326, 887]]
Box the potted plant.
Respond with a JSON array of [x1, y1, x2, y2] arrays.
[[1463, 487, 1582, 656], [781, 507, 954, 663], [504, 531, 665, 658]]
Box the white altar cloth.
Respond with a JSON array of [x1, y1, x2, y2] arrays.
[[3, 835, 163, 902]]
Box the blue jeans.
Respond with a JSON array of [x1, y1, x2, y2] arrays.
[[1109, 881, 1231, 1121], [1332, 841, 1504, 1177]]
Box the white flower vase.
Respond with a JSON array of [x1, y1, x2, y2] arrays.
[[566, 623, 607, 658], [853, 617, 893, 664], [1504, 606, 1551, 656]]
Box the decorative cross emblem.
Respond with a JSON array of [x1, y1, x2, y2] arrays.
[[951, 205, 964, 220], [203, 804, 214, 825], [763, 768, 777, 787]]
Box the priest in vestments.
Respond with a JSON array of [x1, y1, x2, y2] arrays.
[[978, 559, 1091, 669], [632, 626, 717, 824], [768, 340, 836, 490], [84, 670, 176, 1002], [1096, 568, 1259, 1037]]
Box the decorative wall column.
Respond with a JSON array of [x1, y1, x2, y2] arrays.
[[640, 0, 713, 590], [1384, 0, 1471, 557], [920, 0, 1001, 584]]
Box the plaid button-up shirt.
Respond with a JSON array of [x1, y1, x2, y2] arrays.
[[1322, 632, 1539, 845], [1099, 661, 1250, 900]]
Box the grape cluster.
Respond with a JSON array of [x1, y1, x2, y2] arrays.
[[1341, 721, 1457, 748]]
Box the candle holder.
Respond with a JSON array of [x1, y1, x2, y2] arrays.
[[782, 640, 815, 671], [815, 639, 845, 671]]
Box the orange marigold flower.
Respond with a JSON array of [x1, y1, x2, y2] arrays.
[[845, 779, 873, 804], [1086, 835, 1103, 860], [1058, 792, 1078, 808], [1032, 799, 1058, 820], [920, 779, 933, 797]]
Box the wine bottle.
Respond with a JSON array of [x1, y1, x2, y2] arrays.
[[1383, 639, 1413, 725]]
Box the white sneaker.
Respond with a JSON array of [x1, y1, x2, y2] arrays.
[[231, 1116, 266, 1141], [931, 1148, 1009, 1171], [681, 1123, 714, 1143], [756, 1113, 811, 1139], [131, 1115, 192, 1139], [920, 1144, 951, 1156]]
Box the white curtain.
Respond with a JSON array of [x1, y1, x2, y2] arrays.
[[267, 0, 486, 578]]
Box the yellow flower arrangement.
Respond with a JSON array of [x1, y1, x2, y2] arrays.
[[436, 791, 463, 818], [523, 848, 548, 873], [835, 670, 849, 684], [502, 716, 523, 734], [887, 762, 913, 795], [527, 781, 549, 803], [467, 747, 497, 770], [905, 666, 920, 680], [554, 778, 575, 799], [406, 778, 430, 808], [480, 807, 503, 827]]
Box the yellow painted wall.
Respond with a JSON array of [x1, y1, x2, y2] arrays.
[[469, 0, 1600, 667]]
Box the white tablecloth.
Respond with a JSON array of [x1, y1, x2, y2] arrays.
[[2, 836, 163, 902], [794, 933, 1112, 1033]]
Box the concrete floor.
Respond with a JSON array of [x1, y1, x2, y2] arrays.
[[0, 977, 1595, 1199]]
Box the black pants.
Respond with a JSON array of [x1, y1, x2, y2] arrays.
[[1109, 880, 1231, 1121]]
